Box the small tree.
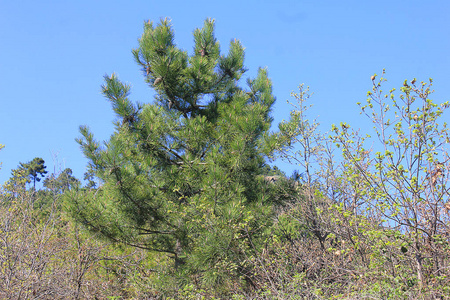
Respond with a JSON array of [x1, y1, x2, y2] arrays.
[[332, 71, 450, 290], [69, 18, 284, 291]]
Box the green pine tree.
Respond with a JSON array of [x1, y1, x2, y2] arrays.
[[19, 157, 48, 190], [68, 18, 285, 291]]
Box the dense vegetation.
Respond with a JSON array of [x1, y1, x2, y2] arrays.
[[1, 19, 449, 299]]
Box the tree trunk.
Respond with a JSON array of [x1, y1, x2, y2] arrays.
[[174, 239, 185, 269], [415, 252, 424, 289]]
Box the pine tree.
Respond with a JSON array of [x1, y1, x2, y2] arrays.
[[69, 18, 283, 289], [19, 157, 48, 190]]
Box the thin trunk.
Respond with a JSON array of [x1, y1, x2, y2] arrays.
[[174, 239, 184, 269], [416, 252, 424, 289]]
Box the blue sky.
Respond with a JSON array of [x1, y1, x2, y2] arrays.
[[1, 0, 449, 185]]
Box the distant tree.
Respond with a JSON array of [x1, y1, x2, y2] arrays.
[[44, 168, 80, 194], [83, 169, 97, 189], [4, 165, 31, 196], [20, 157, 48, 189], [69, 18, 286, 291]]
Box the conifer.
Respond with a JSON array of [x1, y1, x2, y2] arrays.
[[69, 18, 283, 287]]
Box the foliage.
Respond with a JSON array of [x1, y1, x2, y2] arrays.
[[4, 164, 31, 195], [332, 71, 450, 290], [43, 168, 80, 194], [0, 178, 156, 299], [19, 157, 48, 189], [83, 168, 97, 189], [2, 18, 449, 298], [68, 18, 285, 293], [260, 74, 450, 299]]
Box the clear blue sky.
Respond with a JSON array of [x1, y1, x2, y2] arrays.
[[1, 0, 449, 185]]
